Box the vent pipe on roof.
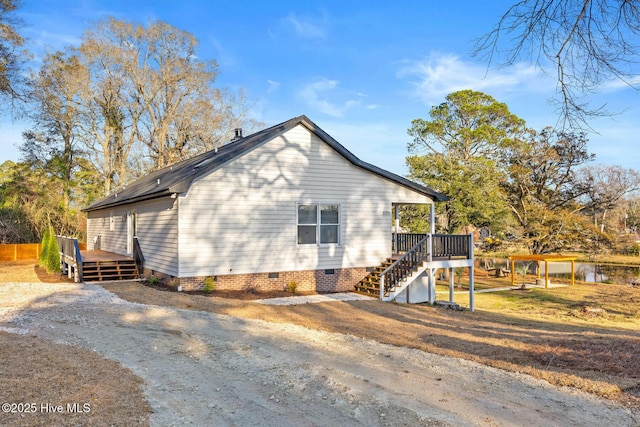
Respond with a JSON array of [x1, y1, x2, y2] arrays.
[[233, 128, 243, 140]]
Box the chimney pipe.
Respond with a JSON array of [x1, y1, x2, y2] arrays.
[[233, 128, 243, 140]]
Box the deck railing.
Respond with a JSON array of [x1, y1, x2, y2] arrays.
[[56, 235, 83, 281], [383, 233, 473, 297], [393, 233, 471, 259], [393, 233, 427, 253], [432, 234, 471, 258], [132, 237, 144, 276], [381, 235, 430, 297]]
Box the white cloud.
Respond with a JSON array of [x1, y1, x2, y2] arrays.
[[599, 76, 640, 93], [397, 52, 552, 105], [285, 12, 327, 39], [298, 78, 361, 118], [267, 80, 281, 93]]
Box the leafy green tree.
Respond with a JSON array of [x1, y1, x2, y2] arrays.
[[406, 90, 524, 234], [502, 127, 605, 253], [408, 90, 525, 163], [39, 225, 60, 273], [0, 160, 85, 242], [38, 224, 50, 268], [407, 153, 509, 234], [44, 225, 60, 273]]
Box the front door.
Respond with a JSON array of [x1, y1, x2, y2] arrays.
[[126, 210, 136, 255]]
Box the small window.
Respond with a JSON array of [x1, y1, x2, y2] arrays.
[[324, 269, 335, 275], [297, 204, 317, 244], [297, 203, 340, 245], [320, 204, 339, 244], [268, 272, 279, 279]]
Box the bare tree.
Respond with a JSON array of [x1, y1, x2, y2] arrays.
[[0, 0, 29, 111], [77, 22, 142, 193], [23, 52, 88, 209], [85, 18, 224, 169], [577, 164, 640, 232], [474, 0, 640, 128], [76, 17, 258, 190]]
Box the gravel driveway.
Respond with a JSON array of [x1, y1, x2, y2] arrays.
[[1, 282, 638, 426]]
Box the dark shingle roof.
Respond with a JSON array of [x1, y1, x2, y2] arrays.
[[83, 115, 447, 212]]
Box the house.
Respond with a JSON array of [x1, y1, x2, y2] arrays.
[[82, 115, 474, 306]]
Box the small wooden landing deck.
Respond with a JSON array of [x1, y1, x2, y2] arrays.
[[80, 250, 139, 282], [81, 250, 134, 262]]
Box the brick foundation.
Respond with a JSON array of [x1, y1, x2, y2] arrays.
[[176, 267, 368, 293]]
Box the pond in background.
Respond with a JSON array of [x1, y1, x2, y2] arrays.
[[477, 258, 640, 285]]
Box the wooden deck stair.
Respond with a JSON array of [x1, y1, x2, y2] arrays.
[[354, 255, 428, 299], [354, 258, 395, 296], [82, 259, 139, 282]]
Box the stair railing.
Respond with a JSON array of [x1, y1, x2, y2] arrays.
[[379, 235, 430, 297], [132, 237, 144, 277], [56, 235, 83, 282]]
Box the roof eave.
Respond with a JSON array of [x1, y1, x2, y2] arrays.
[[82, 189, 178, 212]]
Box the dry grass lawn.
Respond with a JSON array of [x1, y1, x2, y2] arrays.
[[1, 260, 639, 426], [105, 269, 640, 409], [0, 332, 150, 426], [0, 261, 151, 426]]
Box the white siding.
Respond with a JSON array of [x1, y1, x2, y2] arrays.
[[87, 208, 128, 254], [86, 197, 179, 276], [136, 197, 179, 276], [178, 125, 431, 277]]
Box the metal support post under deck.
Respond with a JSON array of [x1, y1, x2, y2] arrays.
[[469, 233, 475, 312], [449, 267, 454, 302]]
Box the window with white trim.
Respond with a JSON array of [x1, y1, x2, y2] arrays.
[[297, 203, 340, 245]]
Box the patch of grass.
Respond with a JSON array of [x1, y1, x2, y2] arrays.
[[474, 284, 640, 327]]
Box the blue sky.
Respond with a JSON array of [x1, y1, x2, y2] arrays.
[[1, 0, 638, 176]]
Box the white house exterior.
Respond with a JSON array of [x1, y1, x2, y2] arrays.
[[83, 116, 448, 292]]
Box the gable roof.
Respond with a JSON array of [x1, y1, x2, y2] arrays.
[[83, 115, 448, 212]]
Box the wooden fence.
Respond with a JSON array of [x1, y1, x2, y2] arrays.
[[0, 242, 86, 262], [0, 243, 42, 261]]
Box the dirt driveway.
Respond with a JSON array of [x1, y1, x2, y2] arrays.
[[1, 280, 638, 427]]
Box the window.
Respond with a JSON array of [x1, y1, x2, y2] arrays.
[[320, 204, 339, 244], [297, 204, 317, 244], [297, 203, 340, 245]]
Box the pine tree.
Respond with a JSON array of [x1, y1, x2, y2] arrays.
[[39, 227, 51, 268], [45, 226, 61, 273]]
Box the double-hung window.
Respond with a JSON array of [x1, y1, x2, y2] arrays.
[[297, 203, 340, 245]]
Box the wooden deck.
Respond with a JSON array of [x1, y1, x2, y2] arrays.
[[81, 249, 134, 262], [80, 250, 139, 282]]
